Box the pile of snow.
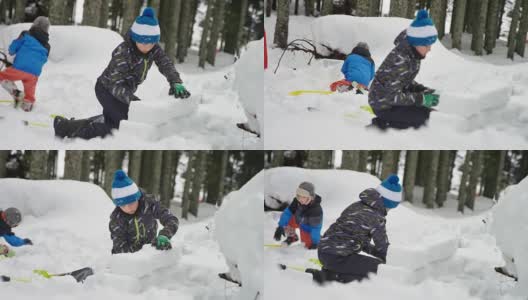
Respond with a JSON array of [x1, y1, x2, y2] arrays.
[[491, 176, 528, 297], [234, 39, 264, 137], [0, 179, 235, 299], [0, 25, 260, 149], [215, 170, 264, 300], [264, 167, 516, 300], [265, 14, 528, 149]]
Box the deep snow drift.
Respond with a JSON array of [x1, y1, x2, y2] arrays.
[[264, 14, 528, 149], [264, 167, 521, 300], [0, 179, 241, 299], [0, 24, 260, 149]]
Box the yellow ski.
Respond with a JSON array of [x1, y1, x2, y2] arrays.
[[288, 90, 334, 96]]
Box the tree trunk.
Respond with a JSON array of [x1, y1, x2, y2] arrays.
[[342, 151, 360, 171], [422, 150, 440, 209], [266, 0, 272, 17], [274, 0, 289, 49], [181, 152, 195, 219], [206, 0, 225, 66], [305, 0, 315, 16], [369, 0, 381, 16], [80, 151, 92, 182], [160, 151, 174, 208], [389, 0, 408, 17], [515, 0, 528, 57], [435, 151, 451, 207], [507, 0, 522, 59], [457, 151, 472, 213], [430, 0, 446, 39], [403, 150, 418, 203], [199, 0, 214, 68], [0, 150, 9, 178], [29, 151, 48, 180], [357, 151, 368, 172], [82, 0, 102, 26], [49, 0, 69, 25], [121, 0, 141, 35], [165, 0, 182, 63], [169, 151, 182, 204], [415, 151, 429, 187], [46, 151, 58, 179], [206, 151, 227, 205], [381, 150, 397, 180], [484, 0, 500, 54], [471, 0, 488, 55], [322, 0, 334, 15], [14, 0, 25, 23], [103, 151, 123, 196], [98, 0, 110, 28], [177, 0, 192, 62], [63, 151, 83, 181], [451, 0, 467, 49], [148, 0, 161, 12], [406, 0, 416, 18], [146, 151, 163, 197], [306, 151, 333, 169], [271, 151, 284, 167], [466, 151, 483, 210], [128, 150, 142, 183], [139, 151, 153, 188], [189, 151, 206, 217]]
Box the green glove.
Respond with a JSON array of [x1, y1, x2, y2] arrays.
[[169, 83, 191, 99], [153, 235, 172, 250], [422, 93, 440, 108]]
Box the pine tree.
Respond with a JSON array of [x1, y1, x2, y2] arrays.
[[341, 151, 360, 171], [80, 151, 92, 182], [28, 151, 48, 180], [82, 0, 102, 26], [423, 150, 440, 209], [128, 150, 143, 183], [466, 151, 483, 210], [0, 150, 9, 178], [322, 0, 334, 15], [271, 151, 284, 167], [457, 151, 472, 213], [199, 0, 214, 68], [390, 0, 408, 17], [189, 151, 207, 217], [435, 151, 452, 207], [471, 0, 488, 55], [508, 0, 522, 59], [381, 150, 397, 180], [103, 151, 123, 196], [515, 0, 528, 57], [165, 0, 183, 63], [484, 0, 500, 54], [207, 0, 226, 66], [64, 151, 83, 181], [177, 0, 193, 62]]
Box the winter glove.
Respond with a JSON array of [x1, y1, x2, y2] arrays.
[[422, 93, 440, 108], [152, 235, 172, 250], [169, 83, 191, 99], [23, 239, 33, 246], [273, 226, 285, 241], [131, 95, 141, 102]]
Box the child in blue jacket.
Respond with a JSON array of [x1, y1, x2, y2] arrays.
[[332, 42, 375, 94], [273, 182, 323, 249], [0, 16, 50, 112], [0, 207, 32, 251]]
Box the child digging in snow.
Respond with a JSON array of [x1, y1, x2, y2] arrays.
[[0, 16, 50, 112], [331, 42, 375, 94], [54, 7, 191, 140], [273, 182, 323, 249], [309, 174, 401, 284], [368, 9, 440, 130], [109, 170, 179, 254], [0, 207, 33, 256]]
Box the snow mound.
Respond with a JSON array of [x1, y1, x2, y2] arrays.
[[215, 170, 264, 300], [491, 177, 528, 297]]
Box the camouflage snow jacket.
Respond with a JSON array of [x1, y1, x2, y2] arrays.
[[318, 188, 389, 260], [109, 191, 179, 254], [98, 31, 183, 105], [368, 30, 427, 111]]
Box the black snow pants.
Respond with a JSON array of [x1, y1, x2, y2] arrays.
[[371, 106, 431, 130], [318, 249, 383, 283]]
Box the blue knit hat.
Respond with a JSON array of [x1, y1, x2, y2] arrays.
[[406, 9, 438, 46], [111, 170, 141, 207], [130, 7, 160, 44], [376, 174, 402, 209]]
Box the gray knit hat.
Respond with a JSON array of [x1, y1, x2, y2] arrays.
[[296, 181, 315, 198], [32, 16, 50, 33], [3, 207, 22, 227], [356, 42, 370, 51]]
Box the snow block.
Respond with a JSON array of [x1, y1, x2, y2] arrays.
[[107, 247, 182, 277], [128, 96, 200, 124], [438, 81, 512, 118]]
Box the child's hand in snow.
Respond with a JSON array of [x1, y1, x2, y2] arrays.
[[169, 83, 191, 99]]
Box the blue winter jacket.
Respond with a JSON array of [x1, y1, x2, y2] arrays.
[[8, 30, 49, 77], [278, 195, 323, 245], [0, 216, 28, 247], [341, 54, 375, 87]]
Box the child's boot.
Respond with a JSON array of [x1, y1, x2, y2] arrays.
[[20, 99, 33, 112]]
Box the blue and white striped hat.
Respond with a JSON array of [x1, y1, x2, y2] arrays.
[[376, 174, 402, 209], [111, 170, 141, 207], [406, 9, 438, 47], [130, 7, 160, 44]]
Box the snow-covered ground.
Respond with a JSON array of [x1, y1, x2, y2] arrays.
[[264, 167, 522, 300], [264, 14, 528, 149], [0, 178, 248, 299], [0, 24, 260, 149]]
